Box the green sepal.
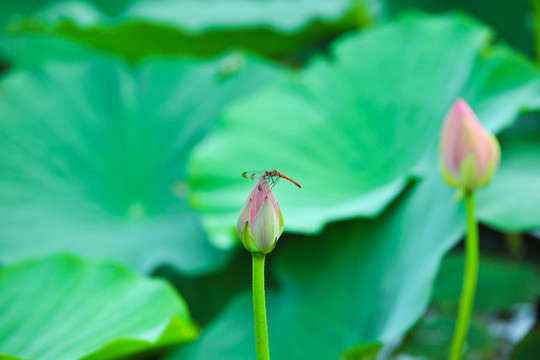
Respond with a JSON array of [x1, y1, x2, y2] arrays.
[[440, 160, 460, 188], [241, 218, 279, 255], [278, 206, 284, 237], [240, 220, 262, 254]]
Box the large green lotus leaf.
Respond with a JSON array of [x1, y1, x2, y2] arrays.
[[170, 172, 466, 359], [188, 13, 540, 247], [2, 0, 367, 61], [0, 50, 283, 273], [476, 126, 540, 231], [0, 255, 197, 360]]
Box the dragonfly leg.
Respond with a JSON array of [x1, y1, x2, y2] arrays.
[[265, 176, 280, 195]]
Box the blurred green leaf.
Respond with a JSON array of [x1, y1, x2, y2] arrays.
[[397, 251, 540, 359], [512, 327, 540, 360], [0, 49, 283, 274], [341, 342, 382, 360], [188, 13, 540, 248], [0, 255, 197, 360], [397, 312, 499, 360], [0, 0, 44, 32], [2, 0, 368, 61], [477, 127, 540, 231], [0, 33, 98, 70], [374, 0, 535, 58], [153, 249, 253, 326], [169, 171, 466, 359], [432, 253, 540, 312]]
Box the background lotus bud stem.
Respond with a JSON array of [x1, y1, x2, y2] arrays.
[[252, 253, 270, 360], [439, 99, 495, 360], [449, 191, 479, 360]]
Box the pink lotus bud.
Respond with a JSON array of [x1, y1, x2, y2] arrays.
[[237, 176, 284, 254], [440, 98, 500, 191]]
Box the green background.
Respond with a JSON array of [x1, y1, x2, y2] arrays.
[[1, 1, 540, 359]]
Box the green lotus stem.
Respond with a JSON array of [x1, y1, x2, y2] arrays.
[[449, 191, 479, 360], [534, 0, 540, 66], [252, 253, 270, 360]]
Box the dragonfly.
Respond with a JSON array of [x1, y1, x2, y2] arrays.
[[242, 169, 302, 189]]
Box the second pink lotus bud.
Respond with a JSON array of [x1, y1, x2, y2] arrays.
[[439, 98, 500, 191]]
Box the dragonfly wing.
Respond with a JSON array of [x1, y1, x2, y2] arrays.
[[241, 170, 265, 180]]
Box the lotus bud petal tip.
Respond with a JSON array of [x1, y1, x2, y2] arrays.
[[440, 98, 500, 191], [237, 176, 284, 254]]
